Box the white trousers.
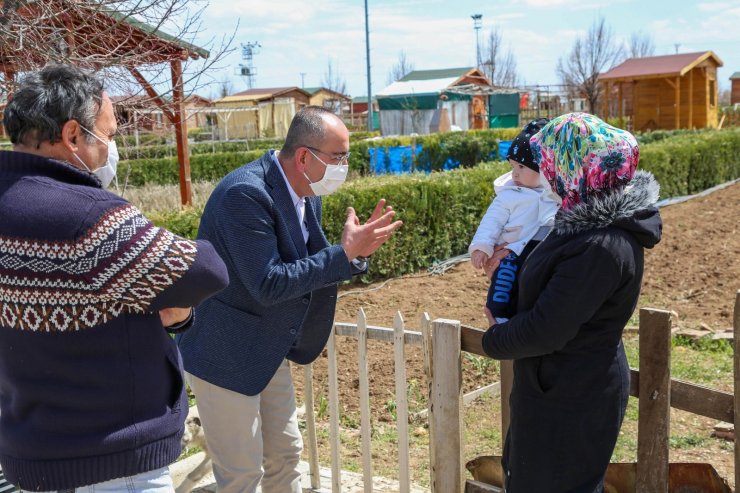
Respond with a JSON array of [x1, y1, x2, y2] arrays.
[[186, 361, 303, 493]]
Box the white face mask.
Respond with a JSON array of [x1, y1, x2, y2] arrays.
[[73, 125, 119, 189], [304, 148, 348, 196]]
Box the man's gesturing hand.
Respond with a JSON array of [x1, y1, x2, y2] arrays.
[[341, 199, 403, 261]]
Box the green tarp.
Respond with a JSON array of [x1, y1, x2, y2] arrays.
[[377, 91, 470, 111], [489, 93, 520, 115]]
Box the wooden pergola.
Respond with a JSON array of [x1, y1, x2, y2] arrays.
[[0, 0, 209, 205]]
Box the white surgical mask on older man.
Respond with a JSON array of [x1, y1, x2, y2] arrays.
[[73, 126, 119, 190]]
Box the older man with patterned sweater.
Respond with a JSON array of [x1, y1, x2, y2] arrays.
[[0, 64, 229, 492]]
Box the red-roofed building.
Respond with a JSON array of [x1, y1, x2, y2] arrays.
[[599, 51, 723, 131]]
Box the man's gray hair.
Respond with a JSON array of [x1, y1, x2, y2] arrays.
[[3, 64, 105, 148], [281, 106, 338, 157]]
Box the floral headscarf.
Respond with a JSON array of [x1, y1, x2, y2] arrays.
[[530, 112, 639, 211]]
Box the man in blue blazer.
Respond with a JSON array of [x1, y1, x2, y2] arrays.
[[177, 106, 402, 493]]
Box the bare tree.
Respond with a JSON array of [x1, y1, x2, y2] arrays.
[[481, 27, 519, 87], [322, 58, 347, 96], [217, 75, 234, 98], [719, 87, 731, 107], [386, 50, 414, 85], [628, 31, 656, 58], [0, 0, 235, 116], [556, 17, 624, 114]]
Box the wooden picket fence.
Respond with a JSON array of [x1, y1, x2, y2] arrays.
[[302, 291, 740, 493]]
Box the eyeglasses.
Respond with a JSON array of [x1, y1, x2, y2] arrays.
[[305, 146, 351, 166]]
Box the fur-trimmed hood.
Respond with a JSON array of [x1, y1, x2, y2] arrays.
[[553, 170, 662, 248]]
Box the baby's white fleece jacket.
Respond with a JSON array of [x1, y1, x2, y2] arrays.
[[468, 170, 560, 257]]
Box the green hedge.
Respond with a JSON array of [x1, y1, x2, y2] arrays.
[[146, 128, 740, 281], [119, 150, 265, 186], [320, 162, 510, 279], [118, 128, 522, 186], [116, 141, 271, 161], [639, 128, 740, 197], [147, 161, 511, 280], [349, 130, 380, 141], [635, 128, 716, 145]]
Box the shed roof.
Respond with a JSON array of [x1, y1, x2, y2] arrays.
[[222, 86, 310, 103], [0, 0, 209, 69], [303, 87, 351, 99], [731, 72, 740, 80], [599, 51, 723, 82], [399, 67, 475, 81], [378, 67, 489, 98]]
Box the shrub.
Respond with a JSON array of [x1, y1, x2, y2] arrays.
[[638, 128, 740, 197], [118, 150, 266, 186], [347, 128, 518, 176], [148, 206, 203, 239], [349, 130, 381, 141], [145, 128, 740, 281], [148, 161, 510, 281]]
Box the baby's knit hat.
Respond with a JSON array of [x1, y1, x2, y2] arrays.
[[506, 118, 549, 172]]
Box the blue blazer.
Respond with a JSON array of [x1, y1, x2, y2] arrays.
[[177, 151, 363, 396]]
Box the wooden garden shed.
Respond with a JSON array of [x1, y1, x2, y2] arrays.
[[599, 51, 723, 131]]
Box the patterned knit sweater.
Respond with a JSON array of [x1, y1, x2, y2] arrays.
[[0, 150, 229, 491]]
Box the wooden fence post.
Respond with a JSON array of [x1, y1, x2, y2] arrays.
[[733, 291, 740, 491], [327, 328, 342, 492], [357, 308, 373, 493], [500, 360, 513, 446], [420, 313, 434, 488], [430, 318, 463, 493], [302, 363, 321, 490], [636, 308, 672, 493], [394, 312, 410, 493]]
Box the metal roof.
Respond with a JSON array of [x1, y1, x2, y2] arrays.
[[399, 67, 475, 81], [731, 72, 740, 80], [599, 51, 723, 81]]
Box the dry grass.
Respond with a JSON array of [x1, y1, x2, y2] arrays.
[[119, 181, 216, 213]]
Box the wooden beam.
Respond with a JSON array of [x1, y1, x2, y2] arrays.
[[664, 78, 677, 90], [602, 71, 685, 84], [618, 82, 624, 122], [170, 59, 193, 206], [603, 81, 610, 119], [128, 68, 175, 123], [636, 308, 672, 493], [688, 69, 694, 129], [675, 76, 681, 129]]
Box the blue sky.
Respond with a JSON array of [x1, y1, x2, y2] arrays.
[[190, 0, 740, 98]]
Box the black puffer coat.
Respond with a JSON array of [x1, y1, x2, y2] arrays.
[[482, 170, 662, 493]]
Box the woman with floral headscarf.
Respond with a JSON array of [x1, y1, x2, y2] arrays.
[[481, 113, 662, 493]]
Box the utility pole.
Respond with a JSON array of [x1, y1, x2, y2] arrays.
[[674, 43, 681, 54], [364, 0, 373, 131], [300, 72, 306, 88], [472, 14, 483, 68]]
